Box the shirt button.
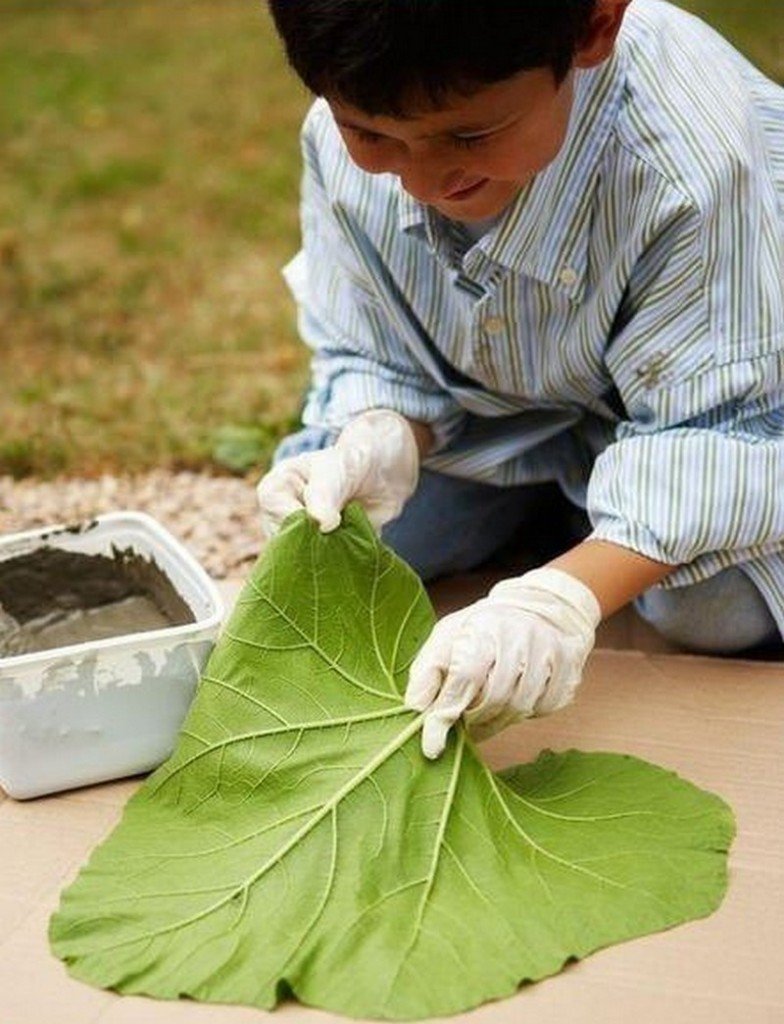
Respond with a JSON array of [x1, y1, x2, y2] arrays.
[[559, 266, 578, 287], [483, 315, 505, 334]]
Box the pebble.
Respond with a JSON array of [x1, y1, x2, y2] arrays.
[[0, 472, 264, 580]]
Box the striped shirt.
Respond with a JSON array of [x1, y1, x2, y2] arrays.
[[281, 0, 784, 633]]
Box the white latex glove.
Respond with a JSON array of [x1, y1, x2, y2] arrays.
[[404, 567, 602, 759], [256, 410, 419, 538]]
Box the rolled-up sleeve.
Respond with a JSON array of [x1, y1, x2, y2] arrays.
[[587, 160, 784, 587], [284, 105, 466, 450], [588, 398, 784, 586]]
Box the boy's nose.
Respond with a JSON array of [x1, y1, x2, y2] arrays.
[[401, 164, 462, 202], [399, 160, 465, 206]]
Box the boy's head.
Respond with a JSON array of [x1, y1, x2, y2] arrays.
[[269, 0, 628, 221]]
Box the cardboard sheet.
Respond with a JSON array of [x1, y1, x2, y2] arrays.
[[1, 577, 782, 1024]]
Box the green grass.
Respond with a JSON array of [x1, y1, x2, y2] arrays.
[[0, 0, 309, 477], [0, 0, 781, 478]]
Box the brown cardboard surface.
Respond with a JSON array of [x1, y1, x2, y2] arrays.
[[1, 577, 783, 1024]]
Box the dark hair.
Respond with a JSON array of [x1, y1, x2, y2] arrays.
[[267, 0, 597, 116]]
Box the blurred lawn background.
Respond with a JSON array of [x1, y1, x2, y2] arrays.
[[1, 0, 782, 478]]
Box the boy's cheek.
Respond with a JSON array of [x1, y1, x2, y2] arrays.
[[339, 134, 402, 176], [491, 118, 572, 182], [493, 79, 575, 180], [346, 151, 385, 175]]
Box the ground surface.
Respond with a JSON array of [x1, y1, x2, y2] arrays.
[[0, 471, 262, 579]]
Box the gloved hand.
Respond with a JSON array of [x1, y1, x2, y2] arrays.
[[404, 567, 602, 759], [256, 409, 419, 538]]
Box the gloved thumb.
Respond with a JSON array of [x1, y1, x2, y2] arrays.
[[421, 712, 452, 760], [302, 447, 360, 533]]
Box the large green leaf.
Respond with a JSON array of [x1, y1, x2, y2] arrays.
[[49, 504, 734, 1020]]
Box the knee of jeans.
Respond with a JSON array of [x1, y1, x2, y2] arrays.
[[380, 525, 474, 583], [634, 571, 778, 655]]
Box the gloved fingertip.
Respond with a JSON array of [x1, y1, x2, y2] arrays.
[[405, 660, 443, 712], [403, 681, 431, 712], [302, 473, 342, 534], [421, 716, 449, 760], [317, 511, 342, 533], [303, 491, 342, 534]]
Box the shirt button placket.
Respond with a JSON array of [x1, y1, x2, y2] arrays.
[[472, 313, 504, 383]]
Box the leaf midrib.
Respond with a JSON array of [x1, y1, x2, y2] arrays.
[[150, 705, 411, 795], [81, 713, 427, 956]]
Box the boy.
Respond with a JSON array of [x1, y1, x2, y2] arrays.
[[256, 0, 784, 758]]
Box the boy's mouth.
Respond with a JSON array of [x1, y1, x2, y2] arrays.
[[442, 178, 490, 201]]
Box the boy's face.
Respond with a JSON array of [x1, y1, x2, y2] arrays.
[[329, 68, 578, 223], [328, 0, 628, 222]]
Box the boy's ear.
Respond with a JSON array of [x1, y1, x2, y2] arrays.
[[573, 0, 631, 69]]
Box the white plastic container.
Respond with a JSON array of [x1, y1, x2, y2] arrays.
[[0, 511, 224, 799]]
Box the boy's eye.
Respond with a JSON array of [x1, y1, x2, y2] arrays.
[[352, 128, 384, 144], [347, 126, 493, 150], [451, 134, 487, 150]]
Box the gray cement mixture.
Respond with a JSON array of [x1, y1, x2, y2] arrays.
[[0, 547, 195, 657]]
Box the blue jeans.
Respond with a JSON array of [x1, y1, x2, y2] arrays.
[[275, 429, 782, 656]]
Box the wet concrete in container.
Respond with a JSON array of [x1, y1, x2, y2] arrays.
[[0, 547, 195, 657]]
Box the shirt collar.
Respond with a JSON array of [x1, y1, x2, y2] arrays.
[[397, 53, 625, 300]]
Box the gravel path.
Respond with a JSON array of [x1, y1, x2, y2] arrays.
[[0, 472, 263, 580]]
